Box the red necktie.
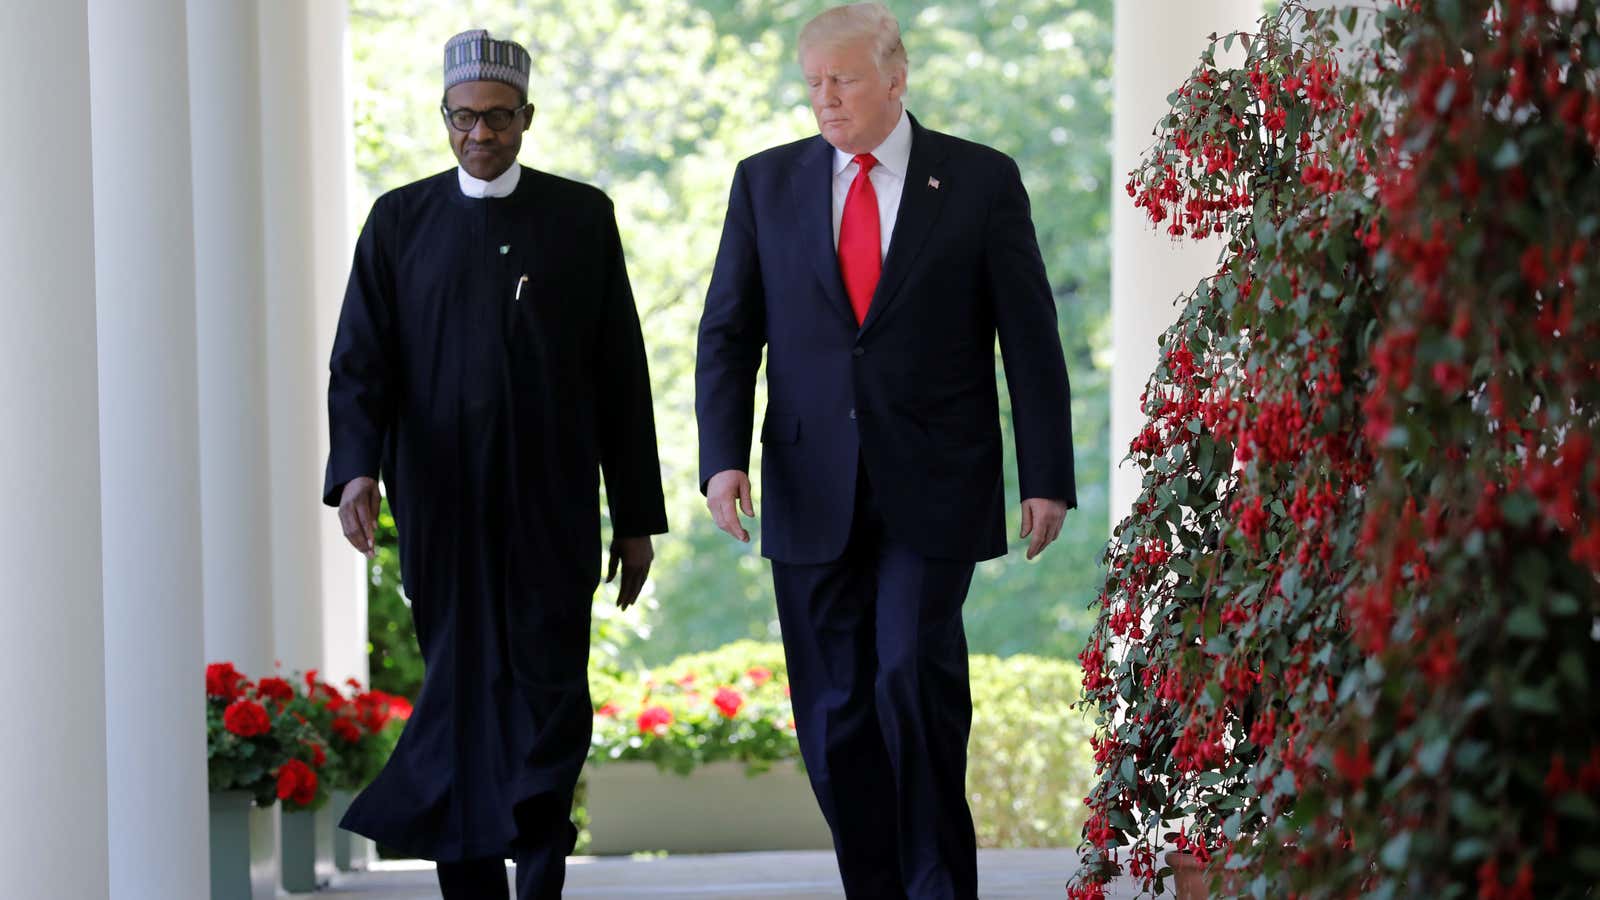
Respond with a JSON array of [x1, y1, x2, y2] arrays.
[[838, 153, 881, 325]]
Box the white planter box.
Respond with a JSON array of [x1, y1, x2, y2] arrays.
[[585, 761, 833, 855]]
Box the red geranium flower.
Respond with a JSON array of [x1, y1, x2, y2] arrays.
[[384, 693, 413, 721], [206, 662, 246, 701], [255, 677, 294, 703], [223, 699, 271, 738], [713, 687, 744, 718], [637, 705, 673, 735], [276, 759, 318, 807], [304, 741, 327, 768], [331, 717, 363, 744], [594, 702, 621, 718], [746, 666, 773, 686]]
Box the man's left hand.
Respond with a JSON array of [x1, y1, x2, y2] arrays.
[[607, 536, 655, 610], [1020, 498, 1069, 561]]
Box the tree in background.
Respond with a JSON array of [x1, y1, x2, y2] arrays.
[[350, 0, 1113, 683]]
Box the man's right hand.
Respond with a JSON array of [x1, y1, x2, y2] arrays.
[[706, 469, 755, 543], [339, 476, 381, 559]]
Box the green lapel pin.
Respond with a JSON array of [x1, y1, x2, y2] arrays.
[[499, 244, 510, 255]]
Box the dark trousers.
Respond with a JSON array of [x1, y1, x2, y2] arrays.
[[772, 465, 980, 900], [435, 795, 576, 900]]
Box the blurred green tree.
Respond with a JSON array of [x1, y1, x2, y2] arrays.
[[350, 0, 1112, 686]]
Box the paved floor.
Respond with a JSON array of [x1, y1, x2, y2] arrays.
[[315, 850, 1142, 899]]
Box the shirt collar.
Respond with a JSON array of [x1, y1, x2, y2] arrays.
[[832, 107, 912, 177], [457, 162, 522, 198]]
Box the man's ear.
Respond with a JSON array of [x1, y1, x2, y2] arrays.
[[523, 104, 535, 132]]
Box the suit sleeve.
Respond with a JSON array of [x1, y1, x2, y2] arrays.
[[596, 201, 669, 538], [694, 161, 768, 493], [323, 203, 397, 507], [987, 155, 1078, 508]]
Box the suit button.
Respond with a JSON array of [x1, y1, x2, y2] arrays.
[[852, 347, 865, 358]]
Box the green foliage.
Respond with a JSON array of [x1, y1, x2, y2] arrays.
[[967, 653, 1097, 848], [365, 498, 422, 698], [350, 0, 1115, 669]]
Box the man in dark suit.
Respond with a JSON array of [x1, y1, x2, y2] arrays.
[[695, 4, 1077, 898]]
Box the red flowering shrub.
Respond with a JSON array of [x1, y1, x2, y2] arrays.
[[206, 664, 329, 809], [1072, 2, 1600, 897], [206, 664, 405, 810]]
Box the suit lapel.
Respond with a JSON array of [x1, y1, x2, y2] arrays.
[[787, 138, 858, 328], [859, 116, 949, 336]]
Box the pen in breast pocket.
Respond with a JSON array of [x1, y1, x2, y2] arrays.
[[514, 274, 529, 302]]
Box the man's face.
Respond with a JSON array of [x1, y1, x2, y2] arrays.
[[443, 80, 531, 181], [802, 38, 904, 155]]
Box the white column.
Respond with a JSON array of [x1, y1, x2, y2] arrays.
[[0, 3, 111, 898], [1110, 0, 1263, 522], [189, 0, 276, 678], [260, 0, 327, 677], [307, 0, 370, 691], [87, 0, 210, 894]]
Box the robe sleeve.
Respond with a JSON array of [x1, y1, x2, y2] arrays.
[[595, 201, 669, 538], [323, 201, 397, 507]]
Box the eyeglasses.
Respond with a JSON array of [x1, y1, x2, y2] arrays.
[[441, 104, 530, 132]]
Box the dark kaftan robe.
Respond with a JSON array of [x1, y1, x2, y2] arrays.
[[322, 166, 667, 861]]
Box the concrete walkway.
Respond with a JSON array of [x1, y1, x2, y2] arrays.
[[315, 850, 1142, 899]]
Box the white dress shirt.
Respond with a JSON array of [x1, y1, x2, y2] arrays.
[[458, 162, 522, 198], [831, 107, 912, 260]]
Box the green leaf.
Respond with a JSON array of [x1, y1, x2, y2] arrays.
[[1418, 738, 1450, 777], [1559, 652, 1587, 690], [1380, 831, 1411, 870], [1504, 606, 1546, 640], [1556, 793, 1600, 821], [1492, 139, 1522, 169], [1510, 684, 1560, 715]]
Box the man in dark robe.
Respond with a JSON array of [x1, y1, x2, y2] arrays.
[[323, 29, 667, 900]]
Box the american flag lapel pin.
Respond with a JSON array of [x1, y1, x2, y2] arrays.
[[928, 176, 941, 190]]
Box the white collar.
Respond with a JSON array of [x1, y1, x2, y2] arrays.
[[832, 107, 912, 177], [457, 163, 522, 198]]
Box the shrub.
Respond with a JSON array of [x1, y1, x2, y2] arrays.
[[968, 653, 1096, 848], [1071, 1, 1600, 898], [588, 641, 1094, 849], [205, 663, 331, 811]]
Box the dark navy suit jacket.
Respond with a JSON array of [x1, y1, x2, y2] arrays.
[[696, 115, 1076, 565]]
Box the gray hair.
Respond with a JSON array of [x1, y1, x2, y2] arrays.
[[797, 3, 908, 79]]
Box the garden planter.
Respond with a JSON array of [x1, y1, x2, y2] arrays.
[[1166, 852, 1207, 900], [280, 809, 328, 893], [584, 761, 832, 854], [1165, 852, 1243, 900], [208, 791, 275, 900], [330, 790, 370, 871]]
